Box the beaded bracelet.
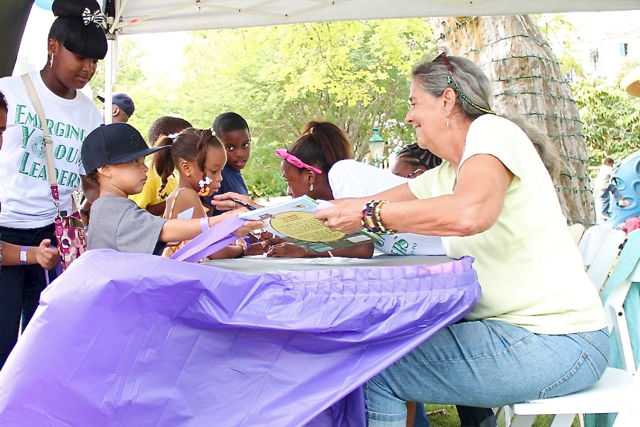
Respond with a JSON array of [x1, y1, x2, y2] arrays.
[[361, 201, 380, 233], [373, 200, 395, 235], [361, 200, 396, 235]]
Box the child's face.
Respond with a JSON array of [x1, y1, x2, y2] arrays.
[[219, 129, 251, 170], [391, 158, 424, 179], [49, 41, 98, 90], [0, 107, 6, 150], [107, 158, 149, 195], [281, 161, 309, 198], [202, 146, 226, 193]]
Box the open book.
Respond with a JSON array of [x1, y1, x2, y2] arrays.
[[238, 196, 380, 253]]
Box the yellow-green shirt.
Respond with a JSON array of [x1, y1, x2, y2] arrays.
[[408, 115, 605, 335], [129, 158, 177, 210]]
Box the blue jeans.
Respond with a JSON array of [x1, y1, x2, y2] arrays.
[[601, 183, 622, 216], [365, 320, 609, 426]]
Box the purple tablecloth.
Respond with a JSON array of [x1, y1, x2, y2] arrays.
[[0, 250, 480, 427]]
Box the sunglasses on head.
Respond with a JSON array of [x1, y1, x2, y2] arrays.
[[275, 149, 323, 174]]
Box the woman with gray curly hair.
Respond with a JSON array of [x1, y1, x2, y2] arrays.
[[317, 53, 608, 426]]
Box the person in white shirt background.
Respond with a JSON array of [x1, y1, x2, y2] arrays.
[[593, 156, 624, 219]]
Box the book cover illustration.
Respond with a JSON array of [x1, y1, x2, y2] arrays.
[[238, 196, 380, 253]]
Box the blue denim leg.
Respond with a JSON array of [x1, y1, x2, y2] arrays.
[[601, 191, 611, 215], [365, 321, 609, 427]]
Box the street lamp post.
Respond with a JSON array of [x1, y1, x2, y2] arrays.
[[368, 128, 385, 168]]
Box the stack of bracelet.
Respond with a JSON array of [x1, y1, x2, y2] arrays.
[[361, 200, 396, 234]]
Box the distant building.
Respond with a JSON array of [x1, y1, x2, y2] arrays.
[[573, 18, 640, 81]]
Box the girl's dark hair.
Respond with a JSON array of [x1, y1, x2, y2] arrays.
[[0, 90, 7, 112], [147, 116, 192, 146], [287, 121, 353, 173], [48, 0, 107, 60], [213, 112, 250, 135], [154, 128, 224, 192], [396, 143, 442, 170]]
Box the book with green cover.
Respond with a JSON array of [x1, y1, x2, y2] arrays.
[[238, 196, 380, 253]]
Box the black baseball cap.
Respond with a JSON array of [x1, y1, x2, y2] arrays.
[[97, 92, 135, 117], [82, 123, 169, 172]]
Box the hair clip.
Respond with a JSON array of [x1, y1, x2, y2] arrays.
[[199, 176, 213, 188], [167, 133, 179, 139], [82, 8, 107, 29], [198, 176, 213, 197]]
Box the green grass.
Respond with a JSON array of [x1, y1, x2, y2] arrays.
[[424, 405, 580, 427]]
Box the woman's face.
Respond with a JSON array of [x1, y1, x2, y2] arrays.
[[50, 41, 98, 90], [281, 161, 309, 198], [0, 107, 6, 150], [405, 79, 444, 152]]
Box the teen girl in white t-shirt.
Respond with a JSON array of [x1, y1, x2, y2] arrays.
[[0, 0, 107, 369]]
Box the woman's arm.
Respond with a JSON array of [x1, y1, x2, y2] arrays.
[[318, 155, 512, 237]]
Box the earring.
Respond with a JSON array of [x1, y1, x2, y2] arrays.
[[310, 183, 314, 192], [49, 53, 54, 68], [446, 119, 449, 128]]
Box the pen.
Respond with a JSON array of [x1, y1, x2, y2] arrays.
[[231, 198, 256, 211]]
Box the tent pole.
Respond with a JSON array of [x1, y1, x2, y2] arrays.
[[104, 34, 117, 125]]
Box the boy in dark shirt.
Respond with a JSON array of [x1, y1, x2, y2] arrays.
[[205, 112, 251, 215]]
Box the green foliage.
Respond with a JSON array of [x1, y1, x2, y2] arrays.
[[177, 20, 434, 198], [533, 14, 583, 77], [89, 39, 181, 141], [425, 405, 579, 427], [572, 78, 640, 166]]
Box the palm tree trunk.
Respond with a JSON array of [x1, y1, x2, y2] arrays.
[[431, 15, 595, 226]]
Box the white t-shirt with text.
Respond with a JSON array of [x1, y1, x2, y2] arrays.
[[328, 159, 445, 256], [0, 70, 101, 229]]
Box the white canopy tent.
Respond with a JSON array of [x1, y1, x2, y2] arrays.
[[109, 0, 640, 35], [100, 0, 640, 121]]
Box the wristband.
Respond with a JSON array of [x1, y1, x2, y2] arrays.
[[20, 246, 29, 265], [200, 217, 210, 233]]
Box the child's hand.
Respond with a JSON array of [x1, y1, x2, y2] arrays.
[[36, 239, 60, 270], [211, 193, 261, 212], [267, 242, 308, 258], [234, 220, 265, 237]]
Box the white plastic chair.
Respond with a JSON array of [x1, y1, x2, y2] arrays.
[[568, 223, 585, 247], [578, 225, 626, 292], [504, 230, 640, 427]]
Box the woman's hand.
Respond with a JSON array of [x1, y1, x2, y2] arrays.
[[314, 198, 366, 234], [35, 239, 60, 270], [211, 192, 262, 212], [267, 242, 309, 258]]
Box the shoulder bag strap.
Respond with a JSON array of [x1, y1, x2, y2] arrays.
[[21, 74, 61, 214]]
